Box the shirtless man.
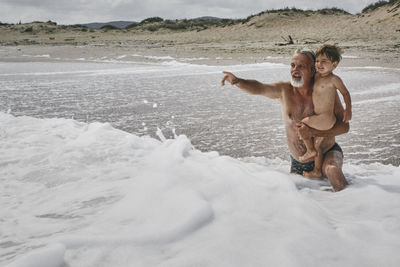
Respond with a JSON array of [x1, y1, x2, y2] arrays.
[[221, 48, 349, 191]]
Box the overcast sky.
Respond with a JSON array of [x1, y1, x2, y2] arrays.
[[1, 0, 379, 25]]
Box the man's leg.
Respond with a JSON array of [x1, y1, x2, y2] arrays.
[[322, 150, 348, 191]]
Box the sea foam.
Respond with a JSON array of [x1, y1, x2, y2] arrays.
[[1, 112, 400, 267]]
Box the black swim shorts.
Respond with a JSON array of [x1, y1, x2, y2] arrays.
[[290, 142, 343, 175]]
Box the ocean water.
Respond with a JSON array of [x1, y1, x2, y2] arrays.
[[1, 56, 399, 165], [1, 54, 400, 267]]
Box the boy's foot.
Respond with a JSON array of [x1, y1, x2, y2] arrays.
[[299, 150, 317, 162], [303, 169, 323, 179]]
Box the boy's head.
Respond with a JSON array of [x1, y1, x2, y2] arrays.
[[315, 44, 342, 64]]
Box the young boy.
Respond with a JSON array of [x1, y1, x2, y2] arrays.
[[299, 44, 352, 178]]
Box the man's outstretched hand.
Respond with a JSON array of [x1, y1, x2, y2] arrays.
[[221, 71, 239, 86]]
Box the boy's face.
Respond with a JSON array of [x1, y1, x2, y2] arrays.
[[316, 54, 338, 76]]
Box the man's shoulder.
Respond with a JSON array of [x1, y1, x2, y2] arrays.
[[276, 82, 294, 96], [260, 81, 292, 99], [274, 81, 292, 89]]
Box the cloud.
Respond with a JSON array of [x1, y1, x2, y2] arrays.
[[0, 0, 379, 24]]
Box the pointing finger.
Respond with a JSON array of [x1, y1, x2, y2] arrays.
[[221, 76, 226, 86]]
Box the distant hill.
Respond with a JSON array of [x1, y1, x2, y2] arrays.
[[82, 17, 222, 30], [82, 21, 137, 29], [194, 16, 221, 20], [362, 0, 400, 12], [0, 0, 398, 50]]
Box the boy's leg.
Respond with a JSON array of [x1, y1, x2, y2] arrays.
[[303, 137, 324, 178], [299, 137, 317, 162], [303, 147, 323, 178]]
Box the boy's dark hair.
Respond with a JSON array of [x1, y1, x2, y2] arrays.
[[315, 44, 343, 63]]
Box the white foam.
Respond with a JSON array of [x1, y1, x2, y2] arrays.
[[352, 82, 400, 96], [342, 55, 360, 59], [1, 113, 400, 267], [145, 55, 175, 60], [0, 60, 287, 80], [343, 66, 400, 71], [353, 94, 400, 105], [22, 54, 51, 58], [180, 57, 209, 61], [6, 244, 66, 267]]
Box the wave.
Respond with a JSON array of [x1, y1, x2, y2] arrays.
[[1, 113, 400, 267], [352, 82, 400, 96], [0, 60, 286, 78], [353, 94, 400, 105]]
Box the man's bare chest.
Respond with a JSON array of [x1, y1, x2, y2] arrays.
[[284, 96, 314, 122]]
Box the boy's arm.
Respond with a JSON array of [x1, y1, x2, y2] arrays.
[[298, 92, 350, 139], [222, 71, 283, 99], [333, 76, 352, 122]]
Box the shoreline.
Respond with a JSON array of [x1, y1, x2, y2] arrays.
[[1, 44, 399, 68]]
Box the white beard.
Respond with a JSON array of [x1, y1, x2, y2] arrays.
[[290, 76, 304, 88]]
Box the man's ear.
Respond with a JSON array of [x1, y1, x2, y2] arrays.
[[333, 61, 339, 68]]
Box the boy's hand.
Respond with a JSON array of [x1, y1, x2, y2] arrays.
[[343, 109, 352, 122], [297, 122, 313, 140]]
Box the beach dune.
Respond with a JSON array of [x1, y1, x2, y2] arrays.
[[0, 2, 399, 66]]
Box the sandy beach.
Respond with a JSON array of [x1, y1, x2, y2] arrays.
[[1, 4, 400, 67]]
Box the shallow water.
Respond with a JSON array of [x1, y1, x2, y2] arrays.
[[0, 57, 399, 166]]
